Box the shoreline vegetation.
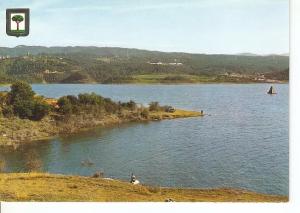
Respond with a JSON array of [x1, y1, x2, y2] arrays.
[[0, 173, 288, 202], [0, 74, 288, 85], [0, 82, 202, 148]]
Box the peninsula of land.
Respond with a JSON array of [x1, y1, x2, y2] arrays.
[[0, 82, 202, 147]]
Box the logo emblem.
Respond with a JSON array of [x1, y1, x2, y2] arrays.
[[6, 8, 30, 37]]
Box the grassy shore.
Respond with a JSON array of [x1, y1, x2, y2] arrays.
[[113, 74, 287, 84], [0, 109, 202, 147], [0, 173, 288, 202]]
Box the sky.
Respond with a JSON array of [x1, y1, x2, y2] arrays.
[[0, 0, 289, 54]]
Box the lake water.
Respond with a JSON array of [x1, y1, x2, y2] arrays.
[[0, 84, 289, 195]]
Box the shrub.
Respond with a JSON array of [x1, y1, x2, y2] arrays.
[[57, 96, 73, 115], [141, 108, 150, 119], [4, 82, 50, 120], [31, 100, 51, 121], [92, 171, 104, 178], [13, 99, 35, 119], [2, 105, 14, 118], [78, 93, 103, 105], [149, 102, 160, 111], [66, 95, 79, 105], [58, 93, 108, 115], [8, 81, 35, 105], [122, 100, 137, 111], [104, 99, 119, 113]]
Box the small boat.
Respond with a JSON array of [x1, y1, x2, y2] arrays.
[[267, 86, 277, 95]]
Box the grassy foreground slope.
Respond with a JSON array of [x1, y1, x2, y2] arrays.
[[0, 173, 288, 202]]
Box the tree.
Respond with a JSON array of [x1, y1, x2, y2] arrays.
[[12, 15, 24, 31], [66, 95, 79, 105], [57, 96, 73, 115], [6, 82, 50, 120], [78, 93, 103, 105], [13, 99, 34, 119], [8, 81, 35, 105], [7, 82, 35, 119]]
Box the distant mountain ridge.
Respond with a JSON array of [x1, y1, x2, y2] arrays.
[[0, 45, 289, 58], [238, 52, 289, 57]]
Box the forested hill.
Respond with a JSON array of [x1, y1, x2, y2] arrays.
[[0, 46, 289, 84]]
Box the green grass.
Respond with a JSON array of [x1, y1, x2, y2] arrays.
[[129, 74, 216, 83]]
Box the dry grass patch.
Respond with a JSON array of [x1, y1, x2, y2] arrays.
[[0, 173, 288, 202]]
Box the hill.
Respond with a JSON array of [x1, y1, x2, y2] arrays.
[[0, 46, 289, 84]]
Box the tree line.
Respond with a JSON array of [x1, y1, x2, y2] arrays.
[[0, 82, 170, 121]]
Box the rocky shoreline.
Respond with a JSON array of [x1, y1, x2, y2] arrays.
[[0, 109, 202, 148]]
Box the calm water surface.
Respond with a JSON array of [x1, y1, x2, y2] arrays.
[[0, 84, 288, 195]]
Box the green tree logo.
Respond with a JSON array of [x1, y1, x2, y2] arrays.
[[12, 15, 24, 31]]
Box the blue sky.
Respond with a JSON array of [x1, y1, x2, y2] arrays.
[[0, 0, 289, 54]]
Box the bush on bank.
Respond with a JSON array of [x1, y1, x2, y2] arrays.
[[0, 82, 50, 121], [0, 82, 167, 122]]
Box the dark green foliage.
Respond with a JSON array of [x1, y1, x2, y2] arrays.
[[78, 93, 103, 105], [57, 93, 118, 115], [57, 96, 73, 115], [3, 82, 50, 120], [8, 81, 36, 119], [66, 95, 79, 105], [0, 80, 176, 124], [56, 93, 140, 117], [120, 100, 137, 110], [13, 99, 35, 119], [31, 101, 51, 121], [60, 72, 90, 83], [8, 81, 35, 105], [163, 75, 189, 82]]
